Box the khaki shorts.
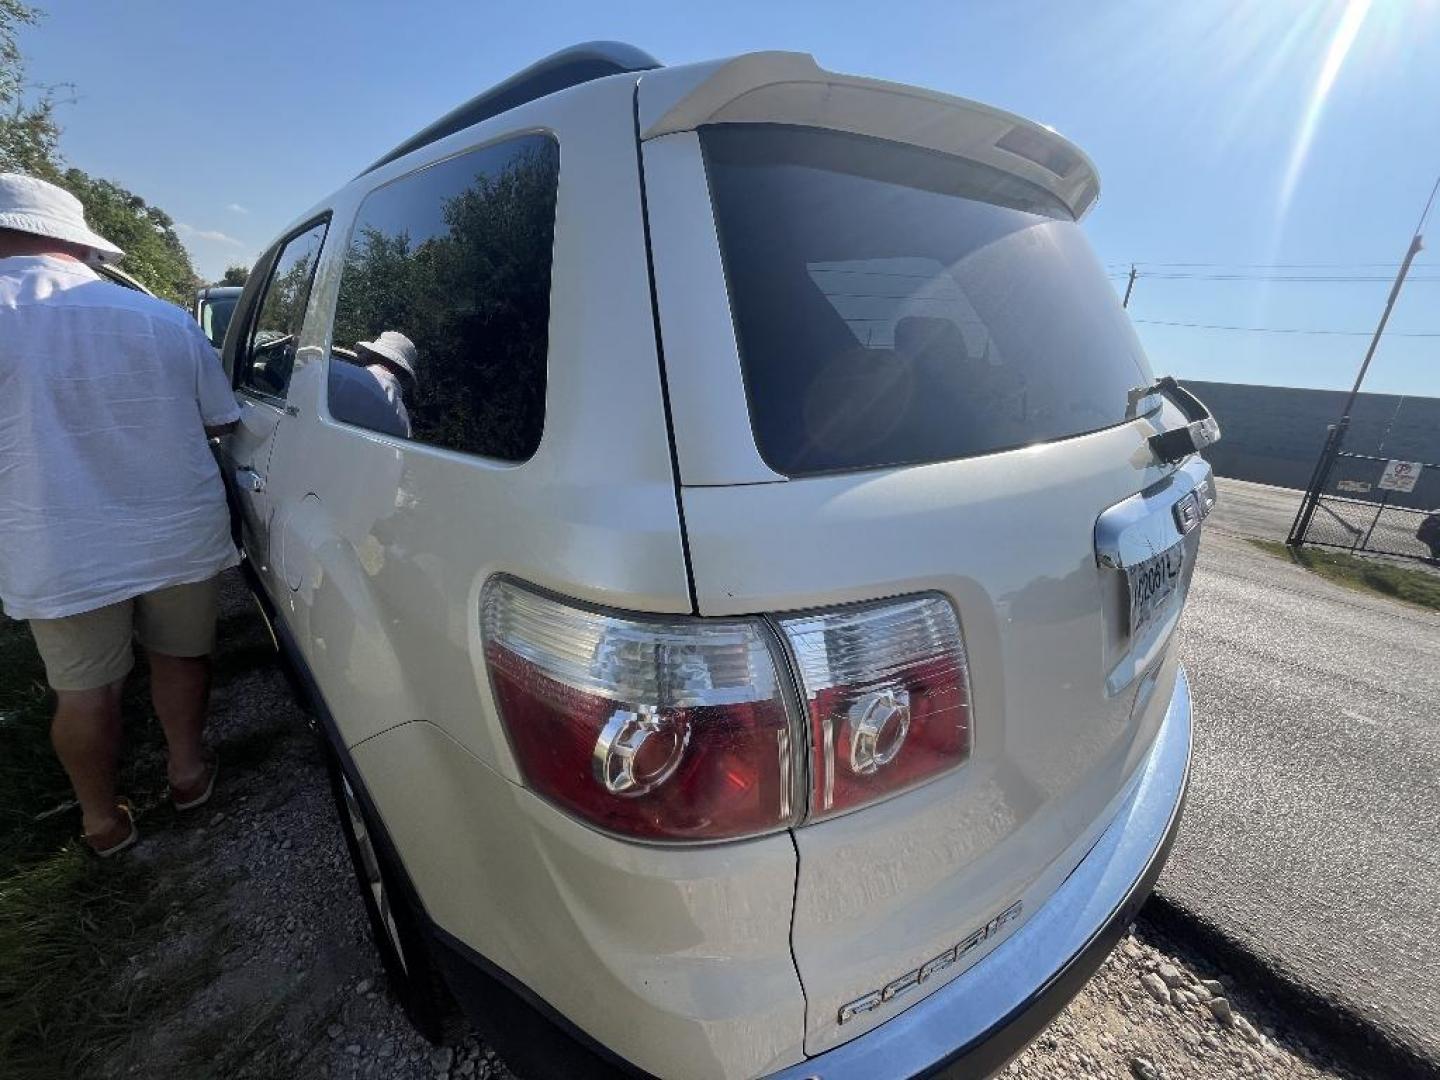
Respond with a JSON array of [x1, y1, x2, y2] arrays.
[[29, 577, 221, 692]]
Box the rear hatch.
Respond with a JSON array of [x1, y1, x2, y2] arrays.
[[638, 57, 1211, 1056]]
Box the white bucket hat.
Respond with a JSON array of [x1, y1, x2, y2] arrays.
[[356, 330, 418, 382], [0, 173, 125, 262]]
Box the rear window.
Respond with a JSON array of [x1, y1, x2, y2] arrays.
[[701, 125, 1151, 477]]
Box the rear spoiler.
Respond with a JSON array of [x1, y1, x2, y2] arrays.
[[638, 52, 1100, 219]]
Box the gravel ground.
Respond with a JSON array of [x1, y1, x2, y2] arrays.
[[1000, 926, 1358, 1080], [87, 571, 1359, 1080], [89, 574, 519, 1080]]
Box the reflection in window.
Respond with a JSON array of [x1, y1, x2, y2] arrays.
[[329, 134, 560, 461], [703, 124, 1150, 476], [201, 296, 238, 350], [806, 258, 997, 359], [239, 223, 328, 398]]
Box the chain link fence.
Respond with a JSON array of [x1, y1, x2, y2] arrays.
[[1298, 452, 1440, 561]]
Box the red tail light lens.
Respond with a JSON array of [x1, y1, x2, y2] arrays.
[[481, 579, 798, 841], [775, 595, 971, 820]]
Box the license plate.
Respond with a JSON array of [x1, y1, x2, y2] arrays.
[[1128, 542, 1185, 639]]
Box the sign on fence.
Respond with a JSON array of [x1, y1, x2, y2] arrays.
[[1377, 459, 1423, 494], [1294, 451, 1436, 561]]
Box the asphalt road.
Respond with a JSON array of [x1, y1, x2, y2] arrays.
[[1162, 479, 1440, 1068], [1204, 476, 1303, 541]]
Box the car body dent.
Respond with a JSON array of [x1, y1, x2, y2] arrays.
[[257, 75, 692, 778]]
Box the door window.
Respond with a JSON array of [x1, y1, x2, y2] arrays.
[[328, 133, 560, 460], [237, 221, 329, 400]]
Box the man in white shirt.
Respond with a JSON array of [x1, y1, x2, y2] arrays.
[[356, 330, 418, 437], [0, 173, 241, 856], [327, 332, 419, 440]]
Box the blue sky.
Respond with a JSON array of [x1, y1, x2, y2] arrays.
[[19, 0, 1440, 394]]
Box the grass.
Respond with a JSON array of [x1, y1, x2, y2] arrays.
[[0, 615, 180, 1078], [0, 602, 280, 1079], [1249, 539, 1440, 612], [0, 850, 158, 1076]]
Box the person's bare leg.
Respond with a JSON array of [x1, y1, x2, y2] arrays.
[[51, 679, 127, 838], [148, 650, 211, 790]]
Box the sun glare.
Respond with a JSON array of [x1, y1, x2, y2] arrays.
[[1277, 0, 1373, 217]]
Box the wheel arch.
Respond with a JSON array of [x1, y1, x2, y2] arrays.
[[241, 561, 654, 1077]]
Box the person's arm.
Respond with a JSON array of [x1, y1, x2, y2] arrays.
[[189, 321, 242, 437]]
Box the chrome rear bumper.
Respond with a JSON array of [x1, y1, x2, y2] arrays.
[[766, 665, 1193, 1080]]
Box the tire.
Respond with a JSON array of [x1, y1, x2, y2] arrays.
[[322, 740, 465, 1043]]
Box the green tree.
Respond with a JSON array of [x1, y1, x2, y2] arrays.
[[1, 2, 200, 305], [0, 0, 60, 176], [57, 168, 199, 304], [218, 264, 249, 287], [332, 143, 560, 460]]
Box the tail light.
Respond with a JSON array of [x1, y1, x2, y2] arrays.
[[774, 596, 971, 820], [481, 580, 971, 841], [481, 579, 798, 841]]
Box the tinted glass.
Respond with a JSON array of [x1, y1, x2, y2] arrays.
[[702, 125, 1152, 476], [329, 134, 561, 461], [201, 296, 237, 349], [239, 223, 328, 398]]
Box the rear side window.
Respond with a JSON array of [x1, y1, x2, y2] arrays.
[[329, 133, 561, 461], [702, 125, 1151, 476], [239, 221, 328, 399]]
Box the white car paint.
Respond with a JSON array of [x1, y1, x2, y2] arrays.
[[226, 47, 1207, 1080]]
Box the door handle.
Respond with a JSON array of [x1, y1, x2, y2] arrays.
[[237, 467, 266, 493]]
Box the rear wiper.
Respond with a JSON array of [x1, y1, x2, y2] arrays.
[[1128, 376, 1222, 463]]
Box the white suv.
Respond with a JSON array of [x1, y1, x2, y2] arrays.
[[221, 42, 1218, 1080]]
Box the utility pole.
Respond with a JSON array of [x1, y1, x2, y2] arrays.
[[1335, 232, 1424, 421], [1288, 173, 1440, 548], [1122, 263, 1138, 308]]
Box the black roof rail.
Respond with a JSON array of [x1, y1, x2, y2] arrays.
[[358, 41, 662, 177]]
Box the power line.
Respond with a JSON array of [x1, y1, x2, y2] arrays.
[[1102, 272, 1440, 282], [1131, 273, 1440, 282], [1110, 260, 1413, 270], [1132, 317, 1440, 338]]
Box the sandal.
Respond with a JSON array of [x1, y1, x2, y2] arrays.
[[170, 753, 218, 811], [84, 800, 138, 858]]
